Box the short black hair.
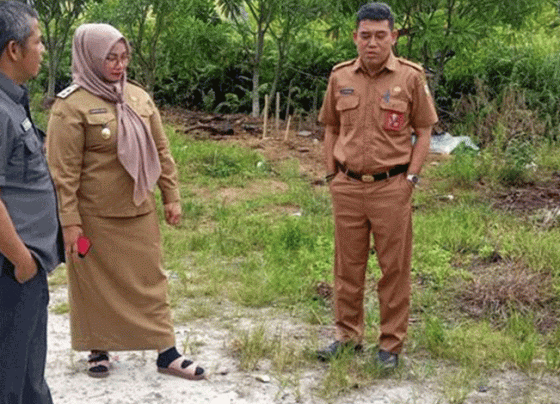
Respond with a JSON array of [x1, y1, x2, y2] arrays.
[[0, 1, 38, 55], [356, 2, 394, 30]]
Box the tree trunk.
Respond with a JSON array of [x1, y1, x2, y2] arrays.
[[251, 21, 266, 118], [252, 65, 260, 118], [285, 78, 294, 118], [146, 67, 155, 97], [268, 52, 283, 104], [47, 51, 57, 99]]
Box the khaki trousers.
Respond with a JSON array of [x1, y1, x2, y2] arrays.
[[330, 172, 413, 353]]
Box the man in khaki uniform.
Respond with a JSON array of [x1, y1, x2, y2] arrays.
[[317, 2, 438, 368]]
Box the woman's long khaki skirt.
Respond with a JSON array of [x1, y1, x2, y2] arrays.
[[67, 211, 175, 351]]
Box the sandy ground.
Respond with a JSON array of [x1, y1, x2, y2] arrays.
[[45, 286, 560, 404], [45, 286, 446, 404]]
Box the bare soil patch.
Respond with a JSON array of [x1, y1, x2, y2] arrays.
[[491, 173, 560, 213], [192, 179, 289, 204]]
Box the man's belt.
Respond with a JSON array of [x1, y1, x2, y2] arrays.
[[336, 161, 409, 182]]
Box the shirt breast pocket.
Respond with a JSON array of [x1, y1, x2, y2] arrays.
[[336, 95, 360, 127], [136, 105, 152, 128], [84, 113, 117, 151], [380, 100, 409, 132], [23, 133, 46, 182]]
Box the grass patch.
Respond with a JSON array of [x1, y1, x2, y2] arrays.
[[230, 325, 305, 372], [173, 298, 217, 322], [168, 129, 271, 187], [536, 140, 560, 171], [48, 265, 68, 287], [51, 302, 70, 315], [412, 314, 545, 373]]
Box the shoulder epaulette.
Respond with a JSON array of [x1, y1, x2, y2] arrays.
[[56, 84, 80, 99], [332, 58, 356, 72], [397, 58, 424, 73], [126, 78, 145, 89]]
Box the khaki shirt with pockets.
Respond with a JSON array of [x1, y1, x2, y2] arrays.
[[46, 83, 180, 227], [319, 52, 438, 173]]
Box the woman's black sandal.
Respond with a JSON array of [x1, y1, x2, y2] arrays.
[[87, 352, 110, 378]]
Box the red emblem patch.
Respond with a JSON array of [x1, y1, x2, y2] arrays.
[[384, 111, 405, 131]]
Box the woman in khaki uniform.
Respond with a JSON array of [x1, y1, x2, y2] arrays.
[[46, 23, 204, 380]]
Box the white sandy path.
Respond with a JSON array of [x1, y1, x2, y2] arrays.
[[45, 286, 560, 404], [45, 286, 447, 404]]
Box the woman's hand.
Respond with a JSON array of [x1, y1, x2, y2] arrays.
[[164, 202, 182, 226], [62, 225, 83, 260]]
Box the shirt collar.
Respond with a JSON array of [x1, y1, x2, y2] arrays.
[[353, 51, 397, 75], [0, 71, 26, 105]]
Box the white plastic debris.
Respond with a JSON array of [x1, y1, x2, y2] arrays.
[[430, 132, 479, 154], [254, 374, 271, 383]]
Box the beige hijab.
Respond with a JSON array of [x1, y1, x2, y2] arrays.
[[72, 23, 161, 206]]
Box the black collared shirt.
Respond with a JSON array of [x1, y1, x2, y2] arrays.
[[0, 72, 64, 275]]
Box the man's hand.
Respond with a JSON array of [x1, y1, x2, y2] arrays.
[[62, 225, 83, 260], [0, 196, 38, 283], [164, 202, 182, 226], [14, 250, 38, 284]]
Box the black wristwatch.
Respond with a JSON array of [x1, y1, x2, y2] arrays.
[[407, 173, 420, 185]]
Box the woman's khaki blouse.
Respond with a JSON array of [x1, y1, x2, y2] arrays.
[[46, 83, 180, 227]]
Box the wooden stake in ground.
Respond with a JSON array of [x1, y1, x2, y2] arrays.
[[284, 115, 292, 142], [263, 94, 269, 139], [312, 85, 319, 135], [275, 92, 280, 136]]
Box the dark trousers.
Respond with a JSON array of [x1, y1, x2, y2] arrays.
[[0, 266, 52, 404]]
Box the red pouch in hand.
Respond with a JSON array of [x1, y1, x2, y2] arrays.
[[77, 235, 92, 258]]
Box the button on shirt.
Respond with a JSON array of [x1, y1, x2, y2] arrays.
[[0, 72, 64, 275], [319, 53, 438, 173]]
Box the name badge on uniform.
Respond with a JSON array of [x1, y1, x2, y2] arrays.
[[21, 118, 32, 132], [89, 108, 108, 114], [339, 88, 354, 95]]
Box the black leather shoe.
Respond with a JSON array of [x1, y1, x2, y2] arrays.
[[317, 340, 362, 361], [376, 350, 398, 370]]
